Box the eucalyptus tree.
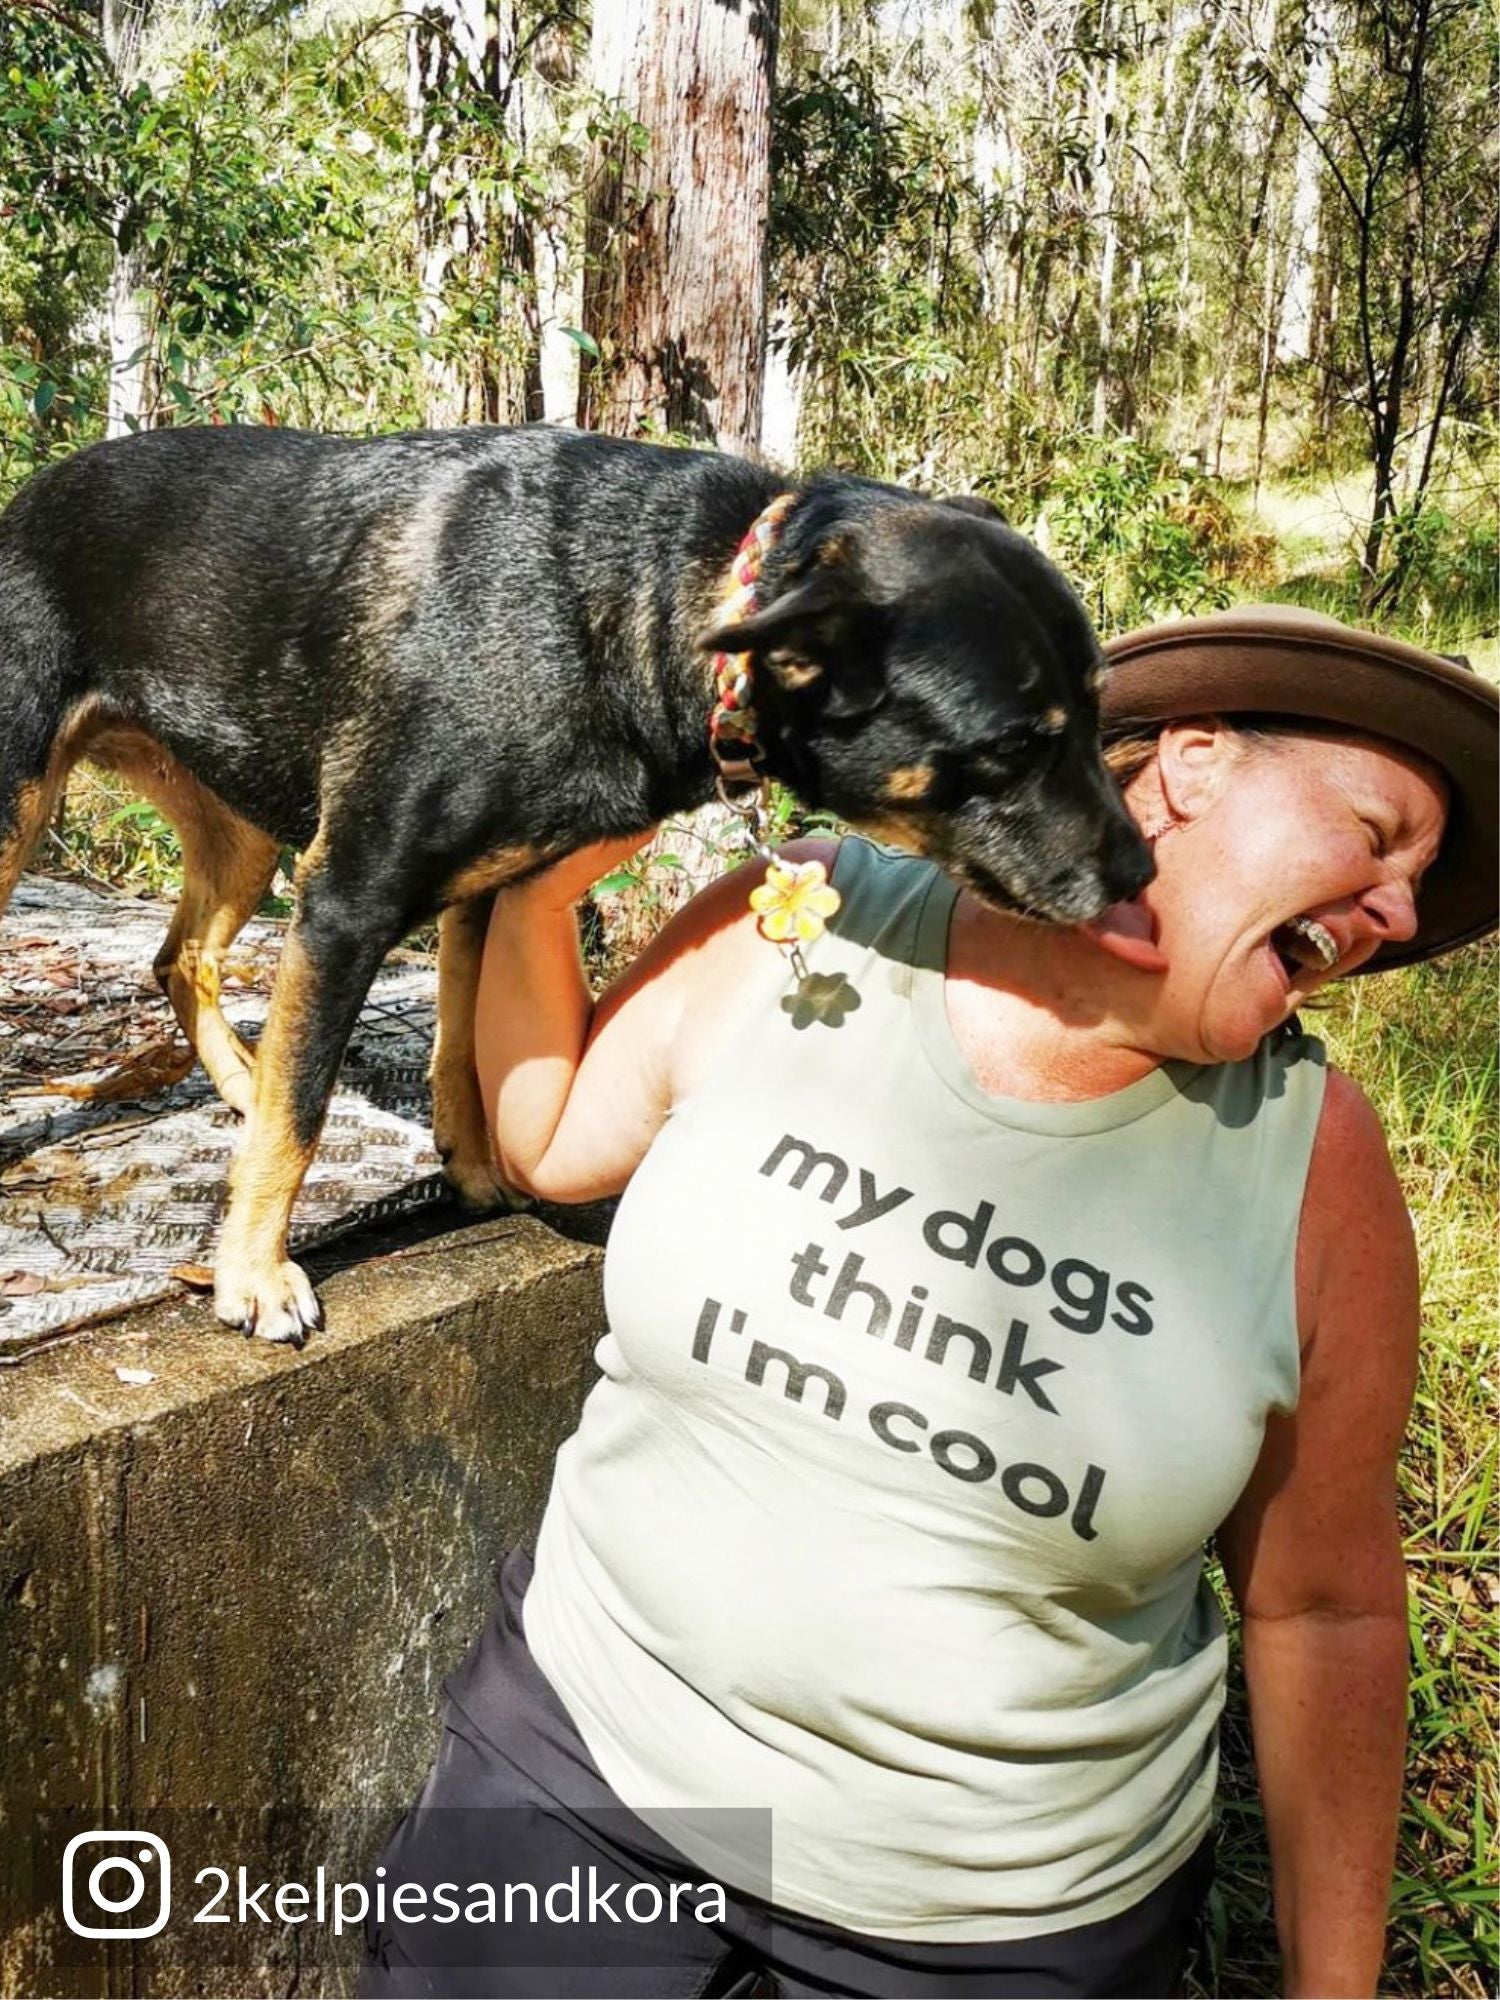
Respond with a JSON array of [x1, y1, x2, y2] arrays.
[[405, 0, 569, 427], [577, 0, 779, 453]]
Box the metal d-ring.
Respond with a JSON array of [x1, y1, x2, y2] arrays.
[[714, 772, 778, 867]]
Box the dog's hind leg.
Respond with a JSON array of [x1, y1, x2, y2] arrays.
[[70, 733, 279, 1113], [0, 766, 64, 915], [148, 793, 279, 1117], [0, 692, 79, 916], [432, 893, 515, 1211], [0, 551, 78, 915], [213, 832, 410, 1343]]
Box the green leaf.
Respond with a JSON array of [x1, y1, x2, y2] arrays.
[[559, 325, 600, 358], [107, 799, 168, 829], [32, 380, 55, 417]]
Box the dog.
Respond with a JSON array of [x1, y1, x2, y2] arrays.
[[0, 423, 1149, 1344]]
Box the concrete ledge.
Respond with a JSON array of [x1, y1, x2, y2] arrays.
[[0, 1210, 607, 1996]]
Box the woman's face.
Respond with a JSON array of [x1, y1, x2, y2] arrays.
[[1135, 723, 1449, 1063]]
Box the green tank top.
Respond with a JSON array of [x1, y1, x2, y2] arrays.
[[525, 835, 1326, 1940]]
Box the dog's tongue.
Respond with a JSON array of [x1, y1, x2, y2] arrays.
[[1079, 898, 1170, 974]]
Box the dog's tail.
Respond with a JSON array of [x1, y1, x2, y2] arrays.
[[0, 551, 77, 919]]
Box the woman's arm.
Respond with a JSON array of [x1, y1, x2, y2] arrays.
[[1215, 1066, 1418, 1998], [474, 836, 839, 1203]]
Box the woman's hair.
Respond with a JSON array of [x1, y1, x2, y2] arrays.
[[1102, 715, 1377, 789]]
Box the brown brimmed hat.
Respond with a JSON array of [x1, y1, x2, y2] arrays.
[[1101, 605, 1498, 973]]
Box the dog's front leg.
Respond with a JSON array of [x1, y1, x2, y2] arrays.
[[214, 854, 406, 1344]]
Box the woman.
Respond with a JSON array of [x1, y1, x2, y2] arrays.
[[361, 606, 1496, 2000]]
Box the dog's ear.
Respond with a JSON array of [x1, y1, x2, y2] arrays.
[[939, 492, 1008, 525], [700, 572, 885, 719], [699, 572, 841, 659]]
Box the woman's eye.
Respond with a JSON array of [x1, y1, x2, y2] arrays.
[[1361, 819, 1388, 858]]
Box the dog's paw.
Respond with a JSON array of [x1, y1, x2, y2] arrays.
[[213, 1258, 324, 1347], [441, 1151, 530, 1214]]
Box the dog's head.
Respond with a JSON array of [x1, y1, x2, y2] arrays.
[[700, 482, 1150, 924]]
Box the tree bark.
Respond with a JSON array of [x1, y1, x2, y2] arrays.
[[579, 0, 780, 961], [1358, 0, 1435, 593], [1309, 178, 1342, 431], [101, 0, 153, 436], [407, 0, 542, 428], [1088, 0, 1121, 436], [578, 0, 779, 454], [1278, 0, 1330, 365]]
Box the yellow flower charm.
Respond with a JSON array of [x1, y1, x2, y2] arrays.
[[748, 859, 842, 945]]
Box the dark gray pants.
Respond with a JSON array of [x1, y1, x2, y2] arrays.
[[359, 1554, 1213, 1999]]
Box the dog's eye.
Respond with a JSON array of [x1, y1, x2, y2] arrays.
[[974, 720, 1042, 764]]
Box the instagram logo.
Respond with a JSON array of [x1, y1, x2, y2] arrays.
[[62, 1831, 171, 1938]]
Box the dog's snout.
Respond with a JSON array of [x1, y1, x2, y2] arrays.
[[1099, 822, 1154, 904], [939, 752, 1158, 925]]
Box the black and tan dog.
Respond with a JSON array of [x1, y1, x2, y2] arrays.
[[0, 424, 1149, 1343]]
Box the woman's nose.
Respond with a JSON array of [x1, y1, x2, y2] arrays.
[[1360, 875, 1421, 944]]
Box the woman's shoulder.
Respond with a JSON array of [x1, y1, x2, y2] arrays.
[[664, 832, 934, 974], [656, 834, 938, 1095], [1293, 1057, 1414, 1346], [651, 835, 843, 1096], [825, 833, 948, 956], [1304, 1060, 1402, 1206]]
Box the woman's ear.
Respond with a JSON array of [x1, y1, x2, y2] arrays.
[[1155, 719, 1241, 824]]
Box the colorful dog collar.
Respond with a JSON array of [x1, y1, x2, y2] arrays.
[[704, 493, 845, 974]]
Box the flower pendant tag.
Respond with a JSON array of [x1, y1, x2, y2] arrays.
[[747, 858, 842, 945]]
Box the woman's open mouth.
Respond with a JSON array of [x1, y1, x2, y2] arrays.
[[1269, 914, 1340, 983]]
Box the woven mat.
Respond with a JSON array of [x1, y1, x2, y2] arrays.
[[0, 875, 448, 1359]]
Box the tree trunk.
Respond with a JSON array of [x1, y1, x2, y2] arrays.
[[1254, 167, 1295, 499], [104, 249, 152, 437], [501, 151, 547, 423], [1172, 3, 1226, 412], [1309, 184, 1342, 431], [535, 204, 579, 424], [1358, 251, 1415, 593], [580, 0, 781, 961], [760, 308, 803, 465], [407, 0, 541, 428], [1376, 208, 1498, 609], [1088, 6, 1121, 436], [1411, 213, 1497, 512], [578, 0, 778, 454], [1278, 0, 1329, 364], [1360, 141, 1426, 587], [102, 0, 154, 436]]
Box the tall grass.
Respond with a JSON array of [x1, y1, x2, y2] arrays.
[[1196, 473, 1498, 1997], [1332, 954, 1496, 1997], [1197, 943, 1498, 1998]]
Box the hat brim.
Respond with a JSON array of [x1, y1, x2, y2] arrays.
[[1101, 607, 1498, 973]]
